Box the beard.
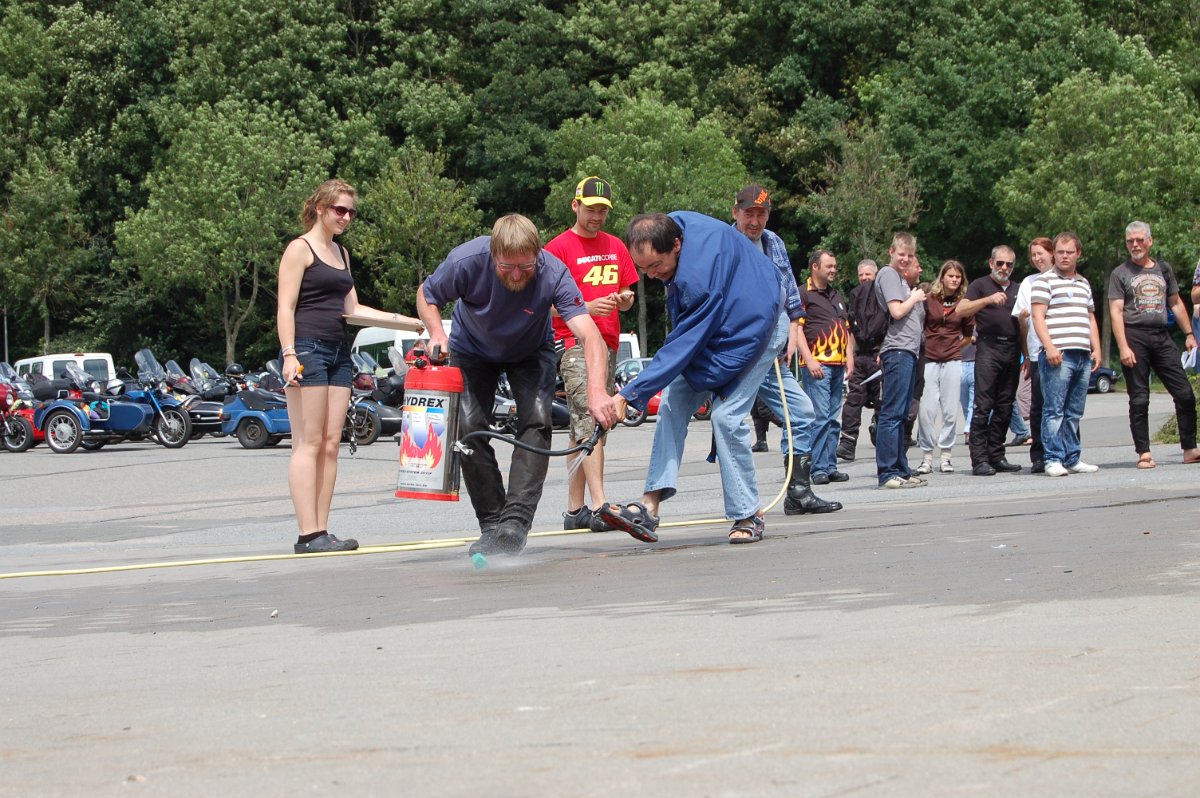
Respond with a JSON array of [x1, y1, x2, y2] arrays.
[[496, 267, 534, 292]]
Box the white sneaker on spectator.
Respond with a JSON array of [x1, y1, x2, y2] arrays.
[[880, 477, 907, 489], [916, 456, 933, 475], [1044, 462, 1069, 477], [1067, 461, 1099, 473], [940, 458, 954, 473]]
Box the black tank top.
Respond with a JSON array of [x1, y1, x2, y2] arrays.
[[293, 239, 354, 342]]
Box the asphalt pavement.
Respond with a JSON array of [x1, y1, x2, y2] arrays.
[[2, 391, 1198, 797]]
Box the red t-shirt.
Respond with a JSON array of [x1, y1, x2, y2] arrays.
[[545, 229, 639, 350]]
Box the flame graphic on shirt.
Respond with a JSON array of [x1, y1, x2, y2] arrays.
[[809, 322, 850, 363]]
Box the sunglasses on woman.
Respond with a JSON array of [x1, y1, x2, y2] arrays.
[[329, 205, 357, 219]]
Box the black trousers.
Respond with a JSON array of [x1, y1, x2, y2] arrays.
[[840, 350, 880, 448], [452, 347, 558, 534], [969, 339, 1021, 466], [1029, 361, 1045, 465], [1121, 326, 1197, 452]]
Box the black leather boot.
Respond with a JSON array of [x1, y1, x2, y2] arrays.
[[784, 453, 843, 515]]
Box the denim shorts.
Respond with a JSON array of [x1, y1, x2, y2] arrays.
[[289, 337, 353, 388]]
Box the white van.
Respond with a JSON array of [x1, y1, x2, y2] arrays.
[[351, 322, 453, 366], [353, 325, 640, 363], [15, 352, 116, 382]]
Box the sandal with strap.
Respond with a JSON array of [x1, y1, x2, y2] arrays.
[[598, 502, 660, 543], [728, 515, 765, 544]]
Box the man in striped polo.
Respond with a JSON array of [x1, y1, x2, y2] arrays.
[[1030, 231, 1103, 476]]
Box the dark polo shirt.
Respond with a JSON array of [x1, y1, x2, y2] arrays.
[[965, 275, 1019, 340], [922, 294, 973, 362]]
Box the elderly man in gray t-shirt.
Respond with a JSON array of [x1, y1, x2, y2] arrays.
[[874, 233, 927, 488]]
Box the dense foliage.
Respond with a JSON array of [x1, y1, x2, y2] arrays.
[[2, 0, 1198, 365]]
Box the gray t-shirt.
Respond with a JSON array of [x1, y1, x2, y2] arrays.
[[875, 265, 924, 354], [1106, 259, 1178, 329], [422, 236, 587, 361]]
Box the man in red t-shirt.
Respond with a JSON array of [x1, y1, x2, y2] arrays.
[[545, 176, 638, 531]]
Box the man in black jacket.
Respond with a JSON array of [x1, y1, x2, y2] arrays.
[[838, 260, 885, 461]]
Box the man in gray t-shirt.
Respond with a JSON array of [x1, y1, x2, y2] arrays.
[[876, 262, 925, 354], [874, 233, 927, 488]]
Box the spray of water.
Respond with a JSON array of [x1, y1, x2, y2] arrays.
[[564, 449, 587, 483]]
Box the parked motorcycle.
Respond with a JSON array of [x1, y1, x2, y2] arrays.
[[220, 361, 290, 449], [350, 351, 401, 439], [130, 349, 193, 448], [0, 362, 37, 452], [164, 359, 223, 437], [31, 362, 157, 453]]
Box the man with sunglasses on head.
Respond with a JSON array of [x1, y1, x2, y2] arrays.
[[956, 245, 1023, 476], [417, 214, 617, 557]]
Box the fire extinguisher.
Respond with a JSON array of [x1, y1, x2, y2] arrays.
[[396, 343, 606, 503]]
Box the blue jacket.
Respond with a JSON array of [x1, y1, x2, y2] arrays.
[[620, 211, 784, 408]]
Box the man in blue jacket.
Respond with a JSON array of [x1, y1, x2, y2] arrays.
[[598, 211, 788, 544]]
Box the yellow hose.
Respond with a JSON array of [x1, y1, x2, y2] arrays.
[[0, 360, 794, 580]]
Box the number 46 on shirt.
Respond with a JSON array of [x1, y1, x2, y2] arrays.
[[582, 263, 620, 286]]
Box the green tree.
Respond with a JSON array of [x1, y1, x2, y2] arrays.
[[855, 0, 1130, 266], [346, 145, 484, 312], [0, 147, 92, 352], [803, 122, 922, 266], [547, 96, 749, 350], [996, 47, 1200, 361], [116, 100, 332, 363]]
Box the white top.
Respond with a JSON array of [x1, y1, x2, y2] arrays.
[[1011, 272, 1043, 361]]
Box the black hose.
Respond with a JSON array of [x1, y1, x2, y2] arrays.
[[459, 424, 605, 458]]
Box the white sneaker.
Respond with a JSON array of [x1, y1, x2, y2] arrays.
[[1067, 461, 1099, 474], [940, 458, 954, 473], [880, 476, 907, 489], [1044, 462, 1069, 477], [916, 457, 933, 475]]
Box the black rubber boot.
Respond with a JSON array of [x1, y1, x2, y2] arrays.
[[784, 453, 843, 515]]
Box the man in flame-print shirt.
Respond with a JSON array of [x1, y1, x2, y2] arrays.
[[798, 250, 854, 483]]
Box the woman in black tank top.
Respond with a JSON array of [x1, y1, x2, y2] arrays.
[[277, 179, 422, 554]]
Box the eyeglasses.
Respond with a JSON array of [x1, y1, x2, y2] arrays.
[[329, 205, 357, 219], [1125, 237, 1146, 245], [496, 259, 537, 273], [993, 260, 1014, 268]]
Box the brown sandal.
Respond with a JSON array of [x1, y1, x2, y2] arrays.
[[1137, 454, 1157, 469]]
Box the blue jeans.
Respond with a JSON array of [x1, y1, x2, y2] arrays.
[[802, 365, 845, 477], [291, 337, 353, 388], [1039, 350, 1091, 467], [876, 349, 918, 484], [645, 310, 789, 520], [756, 363, 813, 456], [960, 361, 975, 428]]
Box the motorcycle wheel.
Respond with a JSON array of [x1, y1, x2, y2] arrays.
[[154, 407, 192, 448], [81, 440, 106, 451], [2, 415, 35, 452], [692, 404, 712, 421], [621, 405, 648, 428], [44, 410, 83, 454], [344, 406, 382, 446], [237, 418, 270, 449]]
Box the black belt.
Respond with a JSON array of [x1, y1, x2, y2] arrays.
[[977, 334, 1016, 343]]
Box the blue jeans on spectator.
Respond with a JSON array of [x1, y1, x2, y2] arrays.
[[876, 349, 918, 485], [756, 363, 814, 456], [960, 361, 975, 429], [802, 365, 846, 478], [645, 310, 789, 520], [1039, 350, 1091, 467]]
